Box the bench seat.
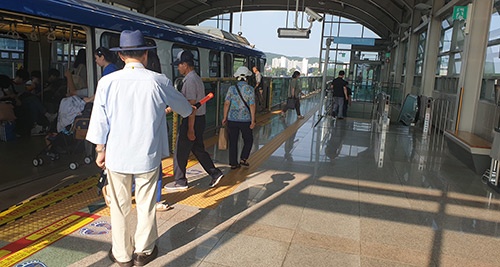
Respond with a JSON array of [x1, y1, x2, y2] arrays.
[[444, 130, 491, 174]]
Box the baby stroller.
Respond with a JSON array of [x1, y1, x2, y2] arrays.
[[32, 96, 93, 170]]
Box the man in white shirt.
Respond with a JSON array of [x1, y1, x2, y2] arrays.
[[86, 30, 194, 267]]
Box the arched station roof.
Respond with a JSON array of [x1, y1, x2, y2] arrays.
[[107, 0, 425, 40]]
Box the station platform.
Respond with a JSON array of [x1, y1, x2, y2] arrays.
[[1, 94, 500, 267]]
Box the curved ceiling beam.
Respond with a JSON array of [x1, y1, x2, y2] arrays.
[[174, 1, 396, 39], [367, 0, 403, 23]]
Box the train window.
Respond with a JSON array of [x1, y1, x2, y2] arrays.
[[209, 51, 220, 77], [171, 45, 199, 79], [259, 58, 266, 73], [223, 53, 232, 77], [0, 37, 24, 76], [233, 55, 246, 74], [54, 42, 86, 71], [249, 57, 256, 69]]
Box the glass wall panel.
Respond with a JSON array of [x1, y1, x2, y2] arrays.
[[339, 23, 362, 37], [440, 28, 453, 53], [480, 0, 500, 101], [484, 44, 500, 76], [437, 55, 449, 76], [452, 53, 462, 75]]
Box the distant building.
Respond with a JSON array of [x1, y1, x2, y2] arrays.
[[269, 56, 314, 75]]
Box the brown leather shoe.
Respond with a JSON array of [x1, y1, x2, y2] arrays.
[[133, 245, 158, 266], [108, 248, 133, 267]]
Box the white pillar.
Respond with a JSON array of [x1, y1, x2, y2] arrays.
[[456, 0, 493, 132], [421, 0, 444, 97]]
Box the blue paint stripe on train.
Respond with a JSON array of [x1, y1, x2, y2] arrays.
[[0, 0, 265, 58]]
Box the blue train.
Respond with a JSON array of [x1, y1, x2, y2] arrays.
[[0, 0, 266, 87], [0, 0, 267, 169]]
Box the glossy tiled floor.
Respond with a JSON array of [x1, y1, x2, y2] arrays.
[[2, 95, 500, 267]]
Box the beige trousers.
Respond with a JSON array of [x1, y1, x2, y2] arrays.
[[107, 167, 159, 262]]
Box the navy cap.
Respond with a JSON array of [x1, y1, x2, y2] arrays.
[[172, 50, 194, 65]]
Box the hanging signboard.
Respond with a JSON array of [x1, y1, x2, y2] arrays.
[[333, 37, 375, 46]]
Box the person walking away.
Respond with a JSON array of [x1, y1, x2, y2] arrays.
[[165, 50, 224, 190], [222, 66, 256, 169], [86, 30, 195, 267], [252, 66, 264, 111], [331, 70, 349, 119], [280, 71, 303, 119]]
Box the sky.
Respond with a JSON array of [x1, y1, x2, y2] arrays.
[[200, 11, 322, 58]]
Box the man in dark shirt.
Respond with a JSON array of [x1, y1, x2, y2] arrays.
[[330, 70, 348, 119]]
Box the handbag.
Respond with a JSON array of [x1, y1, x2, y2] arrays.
[[218, 126, 228, 150], [286, 97, 296, 109]]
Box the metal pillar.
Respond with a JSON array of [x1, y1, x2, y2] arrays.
[[318, 37, 332, 118]]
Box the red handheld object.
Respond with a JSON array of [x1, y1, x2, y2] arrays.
[[195, 92, 214, 108], [199, 92, 214, 104]]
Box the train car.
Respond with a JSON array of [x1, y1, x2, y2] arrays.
[[0, 0, 265, 171]]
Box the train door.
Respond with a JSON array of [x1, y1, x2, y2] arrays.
[[0, 16, 92, 109]]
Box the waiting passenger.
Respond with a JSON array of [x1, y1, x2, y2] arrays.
[[86, 30, 194, 266], [83, 47, 120, 103], [221, 66, 256, 169], [280, 71, 304, 119], [95, 47, 119, 76], [252, 66, 264, 110], [101, 49, 170, 212]]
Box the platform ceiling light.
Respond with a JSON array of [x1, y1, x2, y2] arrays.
[[278, 28, 310, 38]]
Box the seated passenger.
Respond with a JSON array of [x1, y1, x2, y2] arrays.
[[26, 70, 42, 96], [11, 68, 30, 97], [9, 69, 55, 136], [43, 68, 67, 114], [65, 48, 88, 97], [0, 75, 17, 122], [0, 74, 20, 106]]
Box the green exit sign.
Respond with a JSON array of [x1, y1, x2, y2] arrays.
[[453, 6, 468, 20]]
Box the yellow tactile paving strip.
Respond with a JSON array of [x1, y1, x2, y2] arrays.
[[0, 212, 99, 265], [0, 101, 318, 266], [0, 176, 99, 227], [165, 106, 318, 209], [0, 188, 102, 242], [0, 99, 316, 230]]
